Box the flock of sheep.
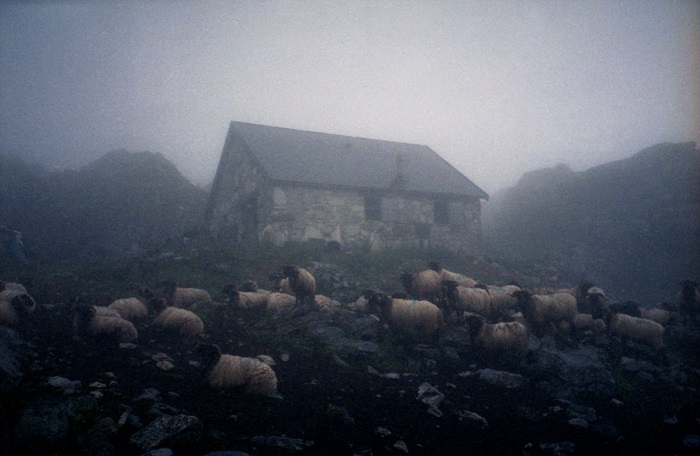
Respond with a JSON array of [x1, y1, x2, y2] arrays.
[[1, 266, 699, 397]]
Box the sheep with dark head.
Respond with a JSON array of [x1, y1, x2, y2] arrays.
[[607, 312, 664, 350], [556, 282, 595, 313], [281, 265, 316, 305], [465, 314, 529, 360], [440, 280, 491, 323], [585, 287, 610, 322], [72, 304, 138, 344], [107, 289, 153, 324], [162, 280, 212, 310], [512, 290, 577, 337], [427, 262, 477, 288], [400, 269, 441, 303], [148, 297, 204, 340], [196, 343, 279, 397], [0, 289, 36, 327], [366, 291, 442, 339], [222, 284, 269, 310]]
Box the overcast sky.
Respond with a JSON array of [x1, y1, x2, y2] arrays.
[[1, 0, 698, 193]]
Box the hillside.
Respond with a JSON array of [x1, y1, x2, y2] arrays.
[[0, 150, 208, 263], [483, 142, 700, 304]]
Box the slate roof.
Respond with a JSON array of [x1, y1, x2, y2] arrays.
[[225, 121, 488, 199]]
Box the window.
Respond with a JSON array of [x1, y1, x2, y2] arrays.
[[364, 195, 381, 221], [434, 200, 449, 225]]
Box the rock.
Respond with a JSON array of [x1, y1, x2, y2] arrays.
[[684, 434, 700, 448], [416, 382, 444, 417], [457, 410, 489, 428], [129, 414, 201, 451], [477, 368, 524, 389], [250, 435, 314, 451], [48, 376, 81, 391], [201, 452, 253, 456]]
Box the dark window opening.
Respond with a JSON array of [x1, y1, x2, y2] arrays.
[[365, 195, 381, 221], [434, 200, 449, 225]]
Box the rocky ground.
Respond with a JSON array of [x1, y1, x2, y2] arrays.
[[1, 257, 700, 456]]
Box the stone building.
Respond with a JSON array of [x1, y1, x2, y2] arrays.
[[205, 121, 488, 252]]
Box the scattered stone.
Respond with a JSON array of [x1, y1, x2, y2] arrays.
[[393, 440, 409, 453], [129, 414, 200, 451], [381, 373, 400, 379], [375, 427, 392, 437], [683, 435, 700, 448], [280, 353, 290, 362], [156, 360, 175, 371], [250, 435, 313, 451], [477, 368, 524, 389], [89, 381, 107, 388], [48, 376, 81, 391], [417, 382, 444, 417], [457, 410, 489, 429], [257, 354, 276, 365]]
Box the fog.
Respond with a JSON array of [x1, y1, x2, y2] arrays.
[[1, 0, 698, 194]]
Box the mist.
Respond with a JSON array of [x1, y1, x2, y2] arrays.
[[1, 0, 698, 193]]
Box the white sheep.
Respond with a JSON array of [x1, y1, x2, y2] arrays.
[[485, 284, 521, 317], [427, 262, 478, 288], [400, 269, 441, 303], [639, 307, 679, 327], [465, 314, 530, 360], [0, 281, 28, 293], [313, 294, 340, 313], [107, 295, 150, 323], [265, 292, 297, 312], [556, 282, 595, 312], [196, 343, 279, 397], [148, 297, 204, 340], [0, 289, 36, 327], [678, 280, 700, 326], [512, 290, 577, 337], [440, 280, 491, 322], [608, 313, 664, 350], [162, 280, 212, 310], [222, 284, 270, 310], [72, 304, 138, 344], [573, 313, 607, 335], [585, 287, 610, 322], [282, 265, 316, 304], [367, 291, 442, 339]]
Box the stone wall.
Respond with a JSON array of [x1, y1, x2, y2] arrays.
[[258, 184, 483, 253]]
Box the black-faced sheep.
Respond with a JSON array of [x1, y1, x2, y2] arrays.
[[585, 287, 610, 322], [148, 297, 204, 340], [427, 262, 478, 288], [269, 272, 294, 296], [266, 292, 297, 312], [281, 265, 316, 304], [440, 280, 491, 323], [0, 289, 36, 327], [107, 291, 152, 324], [222, 284, 269, 310], [72, 304, 138, 344], [608, 301, 642, 318], [678, 280, 700, 326], [556, 282, 595, 312], [400, 270, 441, 303], [485, 284, 521, 318], [573, 313, 607, 335], [512, 290, 577, 337], [639, 307, 679, 327], [196, 343, 279, 397], [162, 280, 212, 310], [607, 313, 664, 350], [465, 314, 530, 360], [366, 291, 442, 339]]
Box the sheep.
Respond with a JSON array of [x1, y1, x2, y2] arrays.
[[72, 304, 138, 344], [0, 281, 28, 293], [440, 280, 491, 323], [94, 306, 123, 318], [162, 280, 212, 310], [585, 287, 610, 322], [465, 314, 530, 360], [607, 313, 664, 350], [107, 294, 150, 323], [313, 294, 340, 313], [0, 289, 36, 327], [366, 291, 442, 339], [427, 262, 478, 288], [239, 280, 259, 292], [148, 297, 204, 340], [609, 301, 642, 318], [639, 307, 679, 326], [269, 272, 294, 296], [556, 282, 595, 312], [222, 284, 269, 310], [196, 343, 279, 397], [678, 280, 700, 326], [485, 284, 521, 317], [512, 290, 577, 337], [265, 292, 297, 312], [400, 270, 441, 303], [281, 265, 316, 304], [573, 313, 607, 335]]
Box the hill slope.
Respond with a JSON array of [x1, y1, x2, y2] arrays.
[[483, 142, 700, 304], [0, 150, 208, 262]]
